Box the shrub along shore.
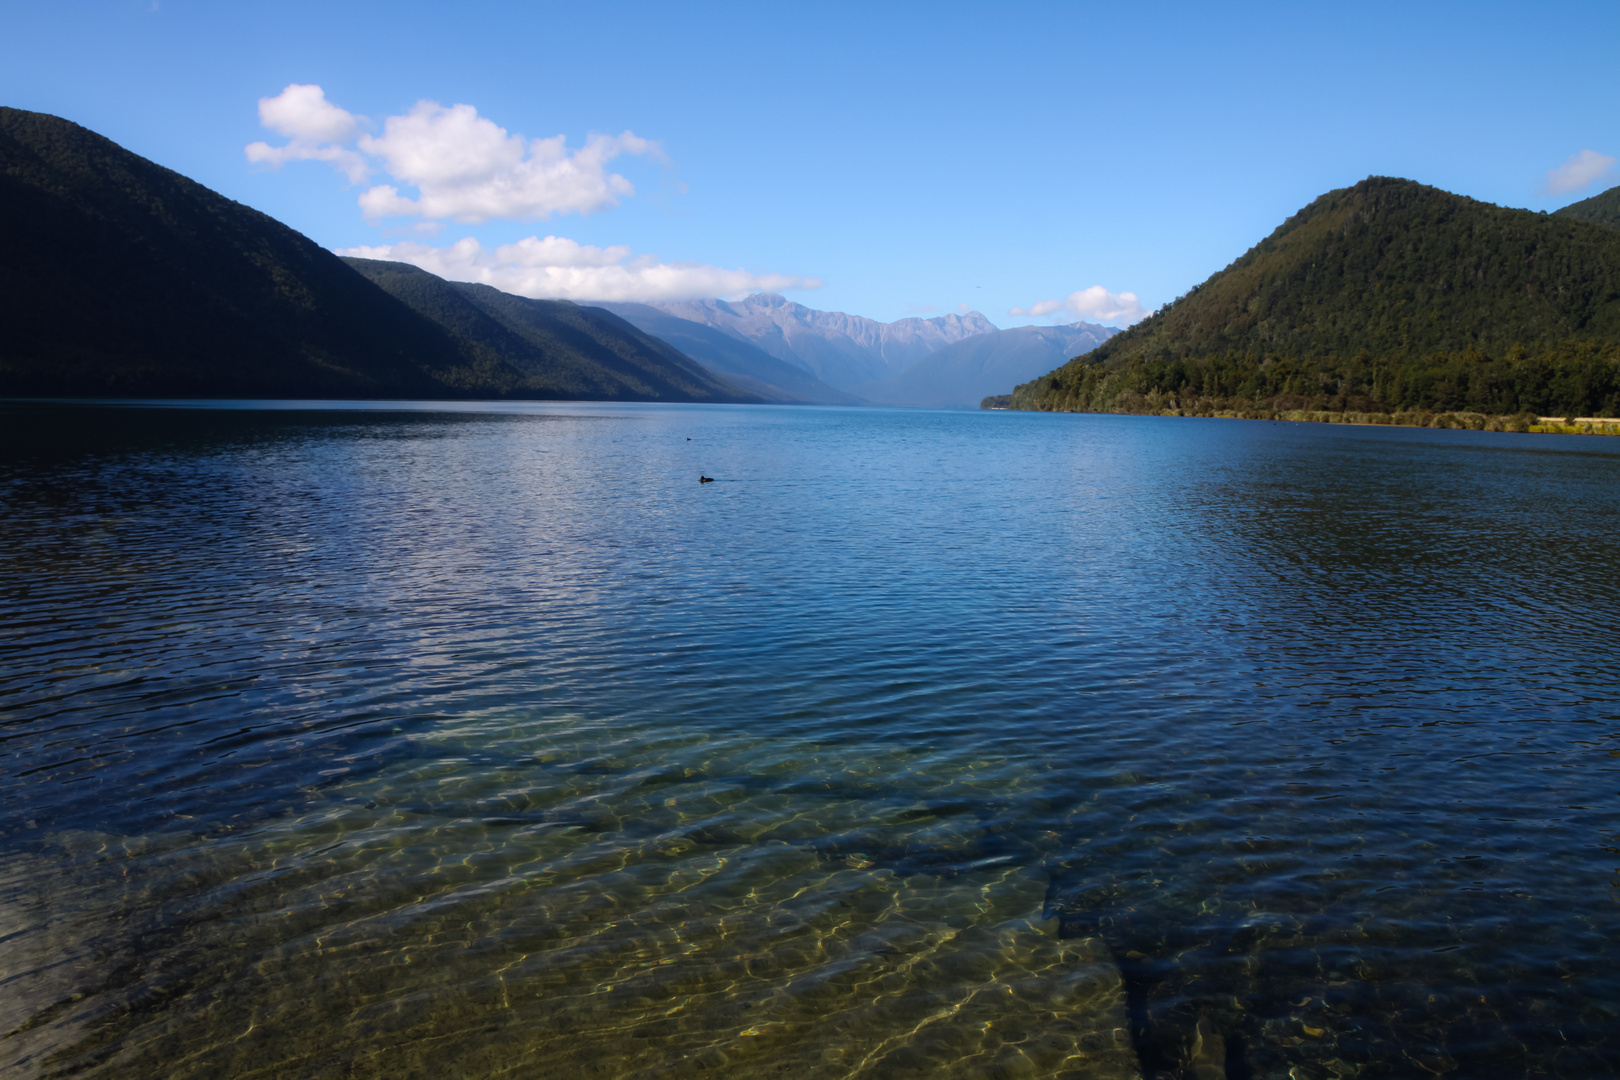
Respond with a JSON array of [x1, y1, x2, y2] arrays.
[[978, 395, 1620, 437]]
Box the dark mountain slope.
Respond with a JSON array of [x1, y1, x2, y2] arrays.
[[344, 260, 754, 402], [1013, 177, 1620, 416], [0, 106, 466, 398], [0, 106, 756, 403], [460, 284, 751, 401], [1554, 184, 1620, 231], [593, 301, 861, 404]]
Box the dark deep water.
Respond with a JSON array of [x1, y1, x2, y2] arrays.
[[3, 399, 1619, 1080]]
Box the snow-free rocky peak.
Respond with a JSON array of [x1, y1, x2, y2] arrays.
[[647, 293, 998, 392]]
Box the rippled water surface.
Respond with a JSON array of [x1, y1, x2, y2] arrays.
[[4, 400, 1620, 1079]]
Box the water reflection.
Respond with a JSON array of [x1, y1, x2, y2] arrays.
[[4, 404, 1620, 1078]]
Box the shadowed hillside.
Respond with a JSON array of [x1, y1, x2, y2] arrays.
[[0, 106, 753, 403], [1011, 177, 1620, 417], [343, 261, 755, 403], [0, 106, 471, 398]]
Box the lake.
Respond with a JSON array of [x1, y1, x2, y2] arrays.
[[3, 400, 1619, 1079]]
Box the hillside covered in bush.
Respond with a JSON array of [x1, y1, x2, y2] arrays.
[[1009, 178, 1620, 418]]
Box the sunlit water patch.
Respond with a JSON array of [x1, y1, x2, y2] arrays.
[[4, 401, 1620, 1078]]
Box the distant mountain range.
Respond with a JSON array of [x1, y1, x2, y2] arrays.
[[0, 106, 752, 402], [858, 323, 1117, 409], [592, 302, 860, 404], [1010, 177, 1620, 417], [641, 293, 998, 392], [0, 104, 1122, 408], [600, 297, 1121, 407]]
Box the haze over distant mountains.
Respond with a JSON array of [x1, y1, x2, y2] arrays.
[[592, 302, 860, 405], [859, 323, 1118, 409], [599, 297, 1119, 407], [641, 293, 998, 392]]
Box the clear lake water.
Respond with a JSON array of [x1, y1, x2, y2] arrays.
[[3, 400, 1619, 1079]]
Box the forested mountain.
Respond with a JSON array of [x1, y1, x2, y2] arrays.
[[1554, 183, 1620, 231], [859, 323, 1116, 409], [0, 106, 750, 403], [592, 301, 860, 404], [343, 261, 754, 402], [1009, 177, 1620, 417], [648, 293, 996, 391], [0, 107, 458, 397]]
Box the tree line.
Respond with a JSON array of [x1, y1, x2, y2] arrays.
[[1009, 339, 1620, 418]]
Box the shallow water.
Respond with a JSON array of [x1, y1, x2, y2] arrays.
[[3, 400, 1619, 1079]]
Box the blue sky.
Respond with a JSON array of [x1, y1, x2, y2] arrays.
[[4, 0, 1617, 327]]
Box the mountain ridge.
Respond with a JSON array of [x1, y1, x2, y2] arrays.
[[343, 259, 755, 402], [1554, 183, 1620, 231], [1010, 176, 1620, 417], [0, 106, 752, 403], [591, 301, 861, 404], [0, 106, 457, 397], [646, 293, 997, 391]]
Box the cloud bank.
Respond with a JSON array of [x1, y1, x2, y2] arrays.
[[1543, 149, 1616, 196], [337, 237, 822, 303], [246, 84, 659, 222], [1010, 285, 1148, 326], [255, 84, 821, 303]]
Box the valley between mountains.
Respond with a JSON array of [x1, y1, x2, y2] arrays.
[[0, 106, 1109, 408], [7, 102, 1620, 421]]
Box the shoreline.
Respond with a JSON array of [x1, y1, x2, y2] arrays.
[[1263, 410, 1620, 436], [989, 401, 1620, 436], [1265, 410, 1620, 436]]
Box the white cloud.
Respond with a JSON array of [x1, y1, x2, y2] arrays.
[[1009, 285, 1148, 326], [1543, 149, 1617, 196], [245, 140, 369, 183], [244, 84, 369, 182], [355, 103, 657, 222], [337, 237, 822, 303], [258, 83, 362, 143], [245, 85, 658, 221], [256, 85, 817, 303]]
